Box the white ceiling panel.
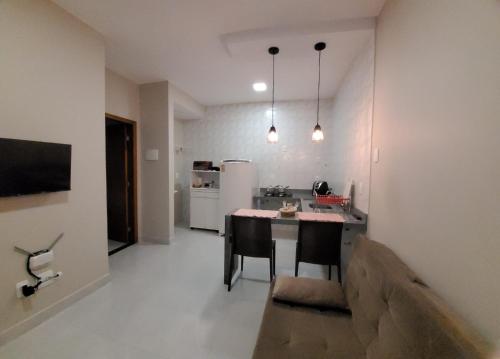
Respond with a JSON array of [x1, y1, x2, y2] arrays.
[[52, 0, 385, 105]]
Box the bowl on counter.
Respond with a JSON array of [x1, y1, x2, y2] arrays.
[[279, 205, 298, 218]]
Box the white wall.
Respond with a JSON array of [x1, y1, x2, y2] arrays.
[[139, 82, 170, 243], [326, 37, 374, 213], [0, 0, 108, 342], [182, 100, 334, 190], [168, 84, 205, 234], [174, 119, 185, 186], [369, 0, 500, 343], [105, 69, 140, 121], [105, 69, 143, 238], [174, 119, 186, 224]]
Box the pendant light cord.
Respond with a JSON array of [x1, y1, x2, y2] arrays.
[[272, 53, 275, 126], [316, 49, 321, 126]]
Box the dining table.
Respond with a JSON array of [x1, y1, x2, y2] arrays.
[[223, 197, 367, 285]]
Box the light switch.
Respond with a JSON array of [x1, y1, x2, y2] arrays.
[[145, 149, 159, 161], [373, 148, 379, 163]]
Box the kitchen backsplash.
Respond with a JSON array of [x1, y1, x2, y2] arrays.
[[182, 99, 333, 189]]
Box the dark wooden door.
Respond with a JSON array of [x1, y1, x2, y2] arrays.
[[106, 119, 129, 244], [125, 124, 134, 241]]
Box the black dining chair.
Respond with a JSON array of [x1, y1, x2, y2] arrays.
[[295, 220, 343, 283], [227, 215, 275, 291]]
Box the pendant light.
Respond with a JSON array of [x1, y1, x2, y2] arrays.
[[267, 46, 279, 144], [312, 42, 325, 142]]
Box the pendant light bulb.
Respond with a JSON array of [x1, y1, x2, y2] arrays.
[[312, 42, 326, 143], [312, 124, 324, 142], [267, 125, 278, 143], [267, 46, 279, 143]]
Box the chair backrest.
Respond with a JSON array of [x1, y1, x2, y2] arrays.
[[231, 215, 273, 258], [297, 220, 343, 265]]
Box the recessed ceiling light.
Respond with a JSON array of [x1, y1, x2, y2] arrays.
[[253, 82, 267, 92]]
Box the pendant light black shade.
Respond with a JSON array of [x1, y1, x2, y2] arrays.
[[312, 42, 325, 142], [267, 46, 279, 143]]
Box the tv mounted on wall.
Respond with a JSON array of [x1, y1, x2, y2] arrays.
[[0, 138, 72, 197]]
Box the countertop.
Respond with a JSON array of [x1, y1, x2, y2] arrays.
[[252, 188, 367, 226]]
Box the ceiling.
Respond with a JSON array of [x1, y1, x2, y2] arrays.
[[53, 0, 385, 105]]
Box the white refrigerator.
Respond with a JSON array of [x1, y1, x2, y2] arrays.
[[218, 160, 258, 235]]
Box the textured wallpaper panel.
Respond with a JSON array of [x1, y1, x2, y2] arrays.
[[326, 37, 375, 212], [182, 100, 333, 189]]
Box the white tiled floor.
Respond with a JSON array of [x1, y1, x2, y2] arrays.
[[0, 226, 327, 359]]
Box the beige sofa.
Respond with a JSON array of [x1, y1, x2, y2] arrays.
[[253, 236, 492, 359]]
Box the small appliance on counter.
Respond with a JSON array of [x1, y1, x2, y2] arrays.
[[312, 181, 331, 196], [265, 185, 291, 197], [312, 179, 354, 212]]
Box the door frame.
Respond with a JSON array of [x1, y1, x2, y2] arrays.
[[105, 113, 138, 245]]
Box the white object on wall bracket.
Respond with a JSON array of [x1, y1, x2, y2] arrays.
[[145, 149, 159, 161], [14, 233, 63, 298], [29, 250, 54, 269]]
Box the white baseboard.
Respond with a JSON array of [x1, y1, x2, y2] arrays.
[[0, 273, 110, 346]]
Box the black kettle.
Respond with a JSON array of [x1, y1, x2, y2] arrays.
[[312, 181, 331, 196]]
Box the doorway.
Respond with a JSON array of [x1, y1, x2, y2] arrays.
[[105, 114, 138, 255]]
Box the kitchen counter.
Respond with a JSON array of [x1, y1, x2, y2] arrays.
[[298, 198, 366, 225], [252, 188, 367, 226]]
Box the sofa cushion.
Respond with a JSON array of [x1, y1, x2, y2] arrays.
[[344, 236, 492, 359], [272, 275, 349, 311], [253, 281, 365, 359]]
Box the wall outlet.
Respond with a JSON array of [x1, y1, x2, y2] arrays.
[[16, 280, 30, 298], [145, 149, 159, 161], [38, 270, 61, 290], [16, 270, 62, 298]]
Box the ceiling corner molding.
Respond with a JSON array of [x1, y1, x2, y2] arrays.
[[220, 17, 375, 57]]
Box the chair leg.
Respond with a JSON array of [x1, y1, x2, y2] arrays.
[[227, 249, 233, 292], [241, 256, 244, 271], [328, 265, 332, 280], [272, 241, 276, 276], [337, 265, 342, 284], [269, 258, 273, 282], [295, 241, 299, 277]]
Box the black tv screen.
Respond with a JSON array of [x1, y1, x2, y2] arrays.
[[0, 138, 72, 197]]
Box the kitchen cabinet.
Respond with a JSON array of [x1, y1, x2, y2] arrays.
[[190, 188, 219, 231]]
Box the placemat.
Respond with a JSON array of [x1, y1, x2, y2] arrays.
[[233, 209, 279, 218], [296, 212, 345, 223]]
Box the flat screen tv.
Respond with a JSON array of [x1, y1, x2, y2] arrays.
[[0, 138, 72, 197]]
